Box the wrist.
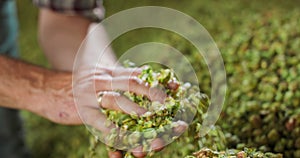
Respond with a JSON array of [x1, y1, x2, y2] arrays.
[[43, 71, 81, 124], [25, 71, 73, 119]]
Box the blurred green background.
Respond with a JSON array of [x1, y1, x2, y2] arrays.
[[16, 0, 300, 157]]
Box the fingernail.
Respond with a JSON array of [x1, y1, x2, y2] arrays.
[[172, 121, 188, 135], [132, 146, 147, 158], [151, 138, 164, 152]]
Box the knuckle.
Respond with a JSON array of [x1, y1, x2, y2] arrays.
[[129, 76, 143, 85], [150, 88, 161, 97], [101, 92, 121, 108]]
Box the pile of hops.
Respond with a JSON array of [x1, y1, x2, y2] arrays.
[[185, 147, 282, 158], [217, 11, 300, 157], [152, 10, 300, 157]]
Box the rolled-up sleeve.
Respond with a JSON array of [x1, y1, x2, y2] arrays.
[[32, 0, 105, 22]]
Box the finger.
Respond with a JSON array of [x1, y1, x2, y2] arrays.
[[80, 107, 126, 147], [172, 120, 188, 135], [131, 138, 165, 157], [167, 80, 180, 91], [99, 91, 147, 116], [150, 138, 165, 152], [108, 150, 123, 158], [96, 66, 143, 77], [131, 146, 147, 158], [75, 66, 142, 86], [79, 106, 115, 134], [95, 76, 167, 103]]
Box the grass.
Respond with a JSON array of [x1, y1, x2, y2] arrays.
[[16, 0, 300, 157]]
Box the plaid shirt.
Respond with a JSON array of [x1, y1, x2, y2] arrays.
[[32, 0, 105, 22]]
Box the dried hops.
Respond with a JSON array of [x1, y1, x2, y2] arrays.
[[185, 147, 282, 158], [168, 10, 300, 157], [98, 65, 210, 155], [217, 11, 300, 157]]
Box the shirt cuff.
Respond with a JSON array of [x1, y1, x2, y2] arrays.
[[32, 0, 105, 22]]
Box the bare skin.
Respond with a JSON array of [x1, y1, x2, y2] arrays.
[[0, 55, 79, 124], [38, 9, 116, 71]]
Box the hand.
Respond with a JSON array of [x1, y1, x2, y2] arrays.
[[76, 65, 189, 158], [21, 64, 187, 158], [74, 65, 171, 158]]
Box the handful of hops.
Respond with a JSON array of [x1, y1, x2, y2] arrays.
[[185, 147, 283, 158], [99, 65, 210, 155]]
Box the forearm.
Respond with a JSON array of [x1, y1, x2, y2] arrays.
[[1, 55, 48, 109], [38, 9, 117, 71], [0, 55, 77, 124], [38, 9, 90, 71]]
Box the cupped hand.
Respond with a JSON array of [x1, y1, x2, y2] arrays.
[[73, 66, 168, 158], [37, 65, 187, 158]]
